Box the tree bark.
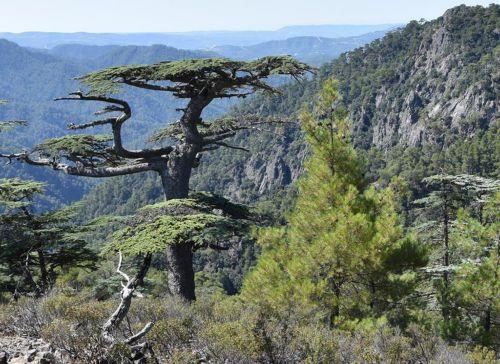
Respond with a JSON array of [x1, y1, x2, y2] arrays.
[[102, 253, 152, 345], [441, 196, 451, 323], [159, 157, 192, 201], [443, 203, 450, 288], [165, 242, 196, 301], [159, 145, 200, 301], [37, 249, 48, 293]]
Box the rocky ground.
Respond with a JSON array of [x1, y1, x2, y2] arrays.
[[0, 336, 67, 364]]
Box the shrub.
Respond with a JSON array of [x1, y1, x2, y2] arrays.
[[0, 291, 485, 363], [148, 318, 193, 356], [41, 300, 114, 362]]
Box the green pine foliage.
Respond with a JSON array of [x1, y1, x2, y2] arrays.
[[448, 193, 499, 347], [0, 178, 96, 297], [33, 134, 119, 166], [79, 56, 311, 96], [107, 193, 254, 256], [413, 175, 499, 347], [0, 177, 45, 209], [0, 120, 27, 133], [242, 79, 426, 326]]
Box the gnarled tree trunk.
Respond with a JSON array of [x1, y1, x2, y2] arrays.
[[164, 243, 196, 300], [159, 145, 200, 301], [102, 252, 153, 343]]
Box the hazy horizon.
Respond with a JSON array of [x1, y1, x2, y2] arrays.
[[1, 0, 496, 33], [1, 24, 402, 36]]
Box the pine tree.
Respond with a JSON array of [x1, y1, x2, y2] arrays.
[[414, 174, 499, 330], [242, 79, 426, 326], [0, 178, 96, 298], [448, 192, 499, 346]]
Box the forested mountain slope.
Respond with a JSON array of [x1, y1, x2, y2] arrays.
[[194, 4, 499, 202], [0, 40, 222, 147], [0, 39, 96, 206], [79, 4, 499, 219], [42, 44, 218, 66]]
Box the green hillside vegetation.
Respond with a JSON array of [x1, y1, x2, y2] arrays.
[[1, 77, 498, 363], [0, 40, 227, 208]]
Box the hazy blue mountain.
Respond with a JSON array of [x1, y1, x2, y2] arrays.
[[0, 40, 221, 146], [0, 24, 400, 49], [44, 44, 121, 61], [274, 24, 399, 38], [210, 31, 389, 65]]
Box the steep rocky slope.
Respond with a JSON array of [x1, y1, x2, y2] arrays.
[[342, 5, 498, 150], [192, 4, 499, 202]]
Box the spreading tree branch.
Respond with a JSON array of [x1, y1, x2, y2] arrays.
[[55, 92, 175, 159]]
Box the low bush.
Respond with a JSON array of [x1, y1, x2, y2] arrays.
[[1, 291, 495, 363]]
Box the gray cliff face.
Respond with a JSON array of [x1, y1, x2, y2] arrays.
[[367, 9, 498, 149], [193, 6, 499, 203], [192, 127, 308, 203], [239, 141, 306, 197]]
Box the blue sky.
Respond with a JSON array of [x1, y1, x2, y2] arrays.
[[2, 0, 497, 33]]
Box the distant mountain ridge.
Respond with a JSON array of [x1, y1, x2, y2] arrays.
[[41, 44, 219, 67], [0, 24, 400, 49], [43, 44, 121, 61], [41, 31, 391, 67], [210, 31, 388, 65]]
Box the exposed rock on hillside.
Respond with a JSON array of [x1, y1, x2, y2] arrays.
[[192, 4, 499, 202], [0, 336, 66, 364], [365, 7, 498, 149]]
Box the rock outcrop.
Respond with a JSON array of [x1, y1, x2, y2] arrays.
[[368, 7, 498, 149], [0, 336, 67, 364]]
